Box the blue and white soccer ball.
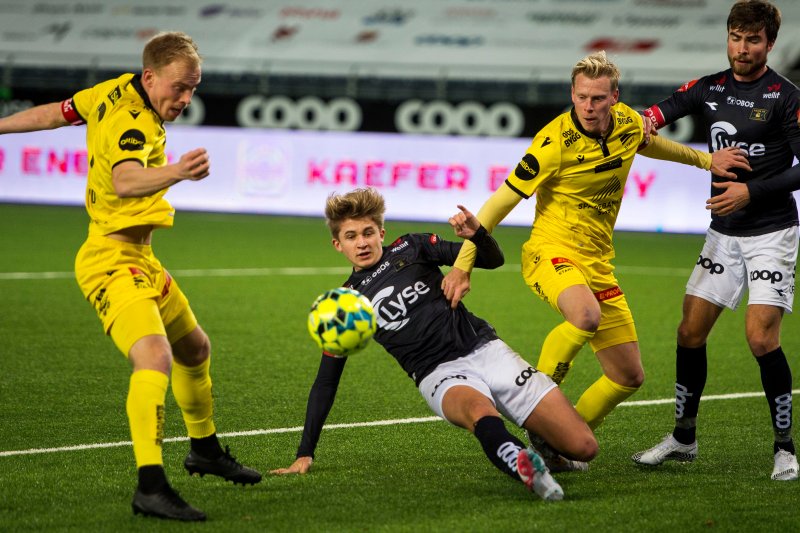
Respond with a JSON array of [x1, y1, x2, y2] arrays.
[[307, 287, 377, 356]]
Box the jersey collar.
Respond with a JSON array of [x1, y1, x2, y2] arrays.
[[130, 74, 160, 122], [570, 106, 615, 140]]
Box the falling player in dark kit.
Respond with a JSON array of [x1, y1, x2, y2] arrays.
[[271, 187, 598, 501]]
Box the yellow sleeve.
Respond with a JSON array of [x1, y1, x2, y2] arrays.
[[453, 183, 522, 272], [639, 134, 711, 170]]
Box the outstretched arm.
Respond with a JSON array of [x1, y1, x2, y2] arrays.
[[442, 183, 520, 308], [270, 354, 347, 475], [448, 205, 504, 269], [639, 135, 751, 178], [0, 102, 70, 134]]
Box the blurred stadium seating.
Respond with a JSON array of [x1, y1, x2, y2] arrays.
[[2, 0, 798, 141]]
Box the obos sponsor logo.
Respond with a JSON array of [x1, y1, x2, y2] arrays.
[[119, 129, 145, 151], [726, 96, 754, 108]]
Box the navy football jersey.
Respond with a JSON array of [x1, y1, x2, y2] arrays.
[[295, 229, 504, 458], [645, 68, 800, 236], [343, 232, 500, 385]]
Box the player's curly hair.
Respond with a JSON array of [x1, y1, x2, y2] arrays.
[[728, 0, 780, 44], [571, 50, 620, 92], [325, 188, 386, 238], [143, 31, 202, 71]]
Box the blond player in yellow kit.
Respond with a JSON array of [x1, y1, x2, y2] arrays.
[[442, 51, 750, 469], [0, 32, 260, 521]]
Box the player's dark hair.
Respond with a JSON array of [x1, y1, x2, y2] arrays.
[[728, 0, 781, 44], [325, 188, 386, 238], [143, 31, 202, 71]]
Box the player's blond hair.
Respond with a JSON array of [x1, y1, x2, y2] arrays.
[[142, 31, 202, 71], [571, 50, 620, 92], [325, 188, 386, 238]]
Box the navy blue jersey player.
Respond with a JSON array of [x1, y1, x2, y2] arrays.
[[271, 188, 598, 501], [633, 0, 800, 481]]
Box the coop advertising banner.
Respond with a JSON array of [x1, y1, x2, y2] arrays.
[[0, 125, 745, 234]]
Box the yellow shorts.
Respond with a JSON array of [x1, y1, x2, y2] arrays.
[[75, 235, 197, 355], [521, 240, 637, 351]]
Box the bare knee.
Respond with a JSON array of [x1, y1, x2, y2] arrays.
[[676, 320, 707, 348], [569, 306, 601, 333], [172, 328, 211, 367]]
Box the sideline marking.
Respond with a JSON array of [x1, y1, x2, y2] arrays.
[[0, 263, 687, 281], [2, 390, 795, 458]]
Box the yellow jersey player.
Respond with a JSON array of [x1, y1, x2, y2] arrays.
[[0, 32, 261, 521], [441, 50, 750, 465]]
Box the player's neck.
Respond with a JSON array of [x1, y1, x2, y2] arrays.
[[733, 65, 769, 83]]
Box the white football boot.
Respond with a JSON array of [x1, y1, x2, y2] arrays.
[[631, 434, 698, 465], [771, 450, 799, 481]]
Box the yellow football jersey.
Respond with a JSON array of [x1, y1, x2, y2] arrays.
[[70, 73, 174, 236], [506, 103, 645, 260]]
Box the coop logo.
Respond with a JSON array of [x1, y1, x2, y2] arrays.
[[726, 96, 754, 108], [498, 442, 523, 474], [395, 100, 524, 137], [118, 129, 145, 151], [675, 383, 692, 418], [430, 374, 467, 397], [515, 366, 539, 386], [372, 282, 431, 331], [750, 269, 783, 284], [709, 121, 766, 156], [697, 254, 724, 275], [237, 96, 362, 131]]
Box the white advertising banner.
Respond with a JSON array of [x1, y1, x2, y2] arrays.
[[0, 124, 783, 234]]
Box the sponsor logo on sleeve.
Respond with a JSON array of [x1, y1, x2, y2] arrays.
[[119, 129, 145, 151], [108, 86, 122, 105], [514, 153, 540, 180]]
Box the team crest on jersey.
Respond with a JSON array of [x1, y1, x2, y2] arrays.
[[515, 153, 540, 181], [750, 108, 768, 121], [119, 129, 145, 151], [108, 86, 122, 105]]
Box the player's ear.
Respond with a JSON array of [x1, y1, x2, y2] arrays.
[[332, 238, 343, 252], [379, 228, 385, 241]]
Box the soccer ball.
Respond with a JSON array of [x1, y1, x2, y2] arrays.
[[307, 287, 377, 356]]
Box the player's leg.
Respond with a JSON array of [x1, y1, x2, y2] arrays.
[[440, 385, 562, 501], [522, 386, 598, 462], [112, 300, 206, 522], [163, 276, 262, 486], [522, 247, 598, 385], [419, 352, 561, 500], [633, 229, 740, 466], [743, 227, 799, 480], [577, 335, 642, 430]]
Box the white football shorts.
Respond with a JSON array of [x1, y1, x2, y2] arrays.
[[686, 226, 798, 312], [418, 339, 557, 427]]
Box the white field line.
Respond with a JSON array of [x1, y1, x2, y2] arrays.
[[2, 389, 796, 458], [0, 264, 688, 281]]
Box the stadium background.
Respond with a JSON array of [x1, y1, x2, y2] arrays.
[[2, 1, 800, 531], [2, 0, 800, 231]]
